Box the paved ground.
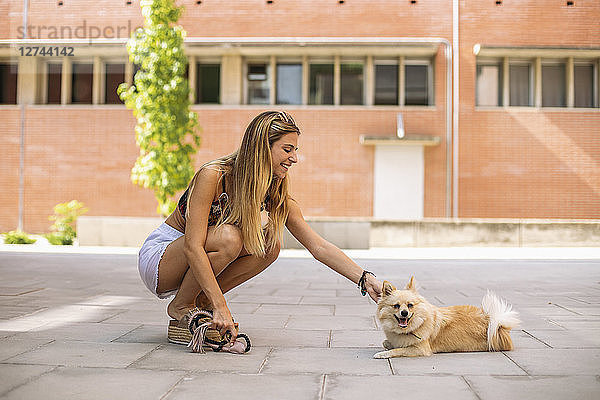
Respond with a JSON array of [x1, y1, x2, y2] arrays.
[[0, 250, 599, 399]]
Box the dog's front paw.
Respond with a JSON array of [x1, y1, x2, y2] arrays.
[[373, 350, 392, 359]]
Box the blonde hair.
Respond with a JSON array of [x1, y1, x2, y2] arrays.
[[193, 111, 300, 257]]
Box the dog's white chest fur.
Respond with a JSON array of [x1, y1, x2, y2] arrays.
[[386, 332, 421, 348]]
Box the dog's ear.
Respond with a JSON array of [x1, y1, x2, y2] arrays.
[[382, 281, 396, 297], [405, 276, 417, 292]]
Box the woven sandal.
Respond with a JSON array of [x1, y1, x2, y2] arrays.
[[187, 309, 251, 354], [167, 307, 200, 345]]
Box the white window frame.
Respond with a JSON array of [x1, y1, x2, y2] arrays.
[[275, 57, 303, 106], [475, 57, 503, 107], [573, 59, 598, 108], [307, 57, 335, 106], [101, 57, 127, 105], [193, 57, 222, 105], [373, 58, 400, 106], [403, 58, 434, 106], [339, 58, 366, 106], [508, 59, 535, 107], [540, 59, 567, 108], [243, 57, 272, 105]]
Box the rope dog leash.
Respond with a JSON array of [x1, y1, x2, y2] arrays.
[[187, 309, 251, 354]]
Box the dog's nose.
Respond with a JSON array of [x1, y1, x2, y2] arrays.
[[401, 310, 408, 317]]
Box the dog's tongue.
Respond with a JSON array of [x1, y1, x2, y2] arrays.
[[399, 318, 408, 327]]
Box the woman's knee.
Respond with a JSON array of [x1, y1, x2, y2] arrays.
[[209, 224, 243, 260]]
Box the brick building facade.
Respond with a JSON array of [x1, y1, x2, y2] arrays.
[[0, 0, 599, 233]]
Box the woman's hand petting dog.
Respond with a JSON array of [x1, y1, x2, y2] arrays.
[[365, 274, 383, 303]]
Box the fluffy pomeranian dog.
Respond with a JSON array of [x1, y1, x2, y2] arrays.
[[374, 277, 520, 359]]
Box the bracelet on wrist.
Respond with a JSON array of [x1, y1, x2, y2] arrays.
[[358, 270, 376, 296]]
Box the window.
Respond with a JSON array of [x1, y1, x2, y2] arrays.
[[196, 63, 220, 104], [542, 63, 566, 107], [309, 64, 333, 105], [105, 63, 125, 104], [46, 62, 62, 104], [476, 63, 503, 106], [0, 62, 18, 104], [340, 63, 364, 105], [276, 63, 302, 105], [405, 64, 429, 105], [374, 63, 398, 105], [247, 63, 270, 105], [71, 62, 93, 104], [574, 64, 595, 108], [509, 64, 532, 106]]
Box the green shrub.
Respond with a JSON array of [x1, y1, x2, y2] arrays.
[[3, 230, 37, 244], [45, 200, 88, 245], [118, 0, 200, 216], [44, 232, 73, 246]]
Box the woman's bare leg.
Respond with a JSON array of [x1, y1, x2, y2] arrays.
[[158, 224, 243, 320], [194, 242, 281, 310]]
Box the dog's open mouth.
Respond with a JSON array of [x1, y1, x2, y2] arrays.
[[394, 314, 411, 328]]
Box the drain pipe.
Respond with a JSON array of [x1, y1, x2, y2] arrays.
[[452, 0, 460, 218], [17, 0, 29, 232]]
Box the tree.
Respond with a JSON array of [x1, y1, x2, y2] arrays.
[[118, 0, 200, 216]]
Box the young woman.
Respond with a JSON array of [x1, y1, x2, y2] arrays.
[[138, 111, 382, 352]]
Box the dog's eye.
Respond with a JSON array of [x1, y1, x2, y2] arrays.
[[407, 303, 414, 308], [393, 304, 400, 309]]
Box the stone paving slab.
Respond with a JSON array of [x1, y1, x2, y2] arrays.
[[523, 328, 600, 348], [228, 294, 303, 304], [112, 324, 168, 344], [329, 329, 384, 348], [130, 344, 272, 373], [299, 295, 372, 305], [254, 304, 334, 316], [1, 367, 185, 400], [240, 328, 330, 348], [0, 337, 54, 362], [286, 315, 377, 330], [10, 322, 141, 343], [464, 375, 600, 400], [504, 348, 600, 375], [0, 364, 56, 396], [388, 351, 527, 376], [261, 348, 392, 375], [164, 373, 322, 400], [324, 375, 478, 400], [5, 341, 159, 368]]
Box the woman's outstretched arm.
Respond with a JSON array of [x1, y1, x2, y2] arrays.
[[285, 198, 382, 302]]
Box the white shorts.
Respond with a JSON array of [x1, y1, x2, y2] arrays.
[[138, 222, 184, 299]]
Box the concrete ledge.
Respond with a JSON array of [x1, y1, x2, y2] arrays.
[[371, 219, 600, 247], [77, 216, 600, 248], [77, 216, 164, 247]]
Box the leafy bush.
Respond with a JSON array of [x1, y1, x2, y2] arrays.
[[44, 232, 73, 246], [44, 200, 88, 245], [118, 0, 200, 216], [3, 231, 37, 244]]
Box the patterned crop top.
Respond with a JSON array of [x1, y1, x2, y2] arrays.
[[177, 178, 228, 226]]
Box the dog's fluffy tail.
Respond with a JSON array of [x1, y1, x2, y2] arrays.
[[482, 291, 520, 351]]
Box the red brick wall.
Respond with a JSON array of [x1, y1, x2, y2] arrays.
[[5, 106, 446, 233], [3, 1, 452, 40], [1, 0, 599, 233], [459, 0, 600, 218], [0, 108, 21, 231]]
